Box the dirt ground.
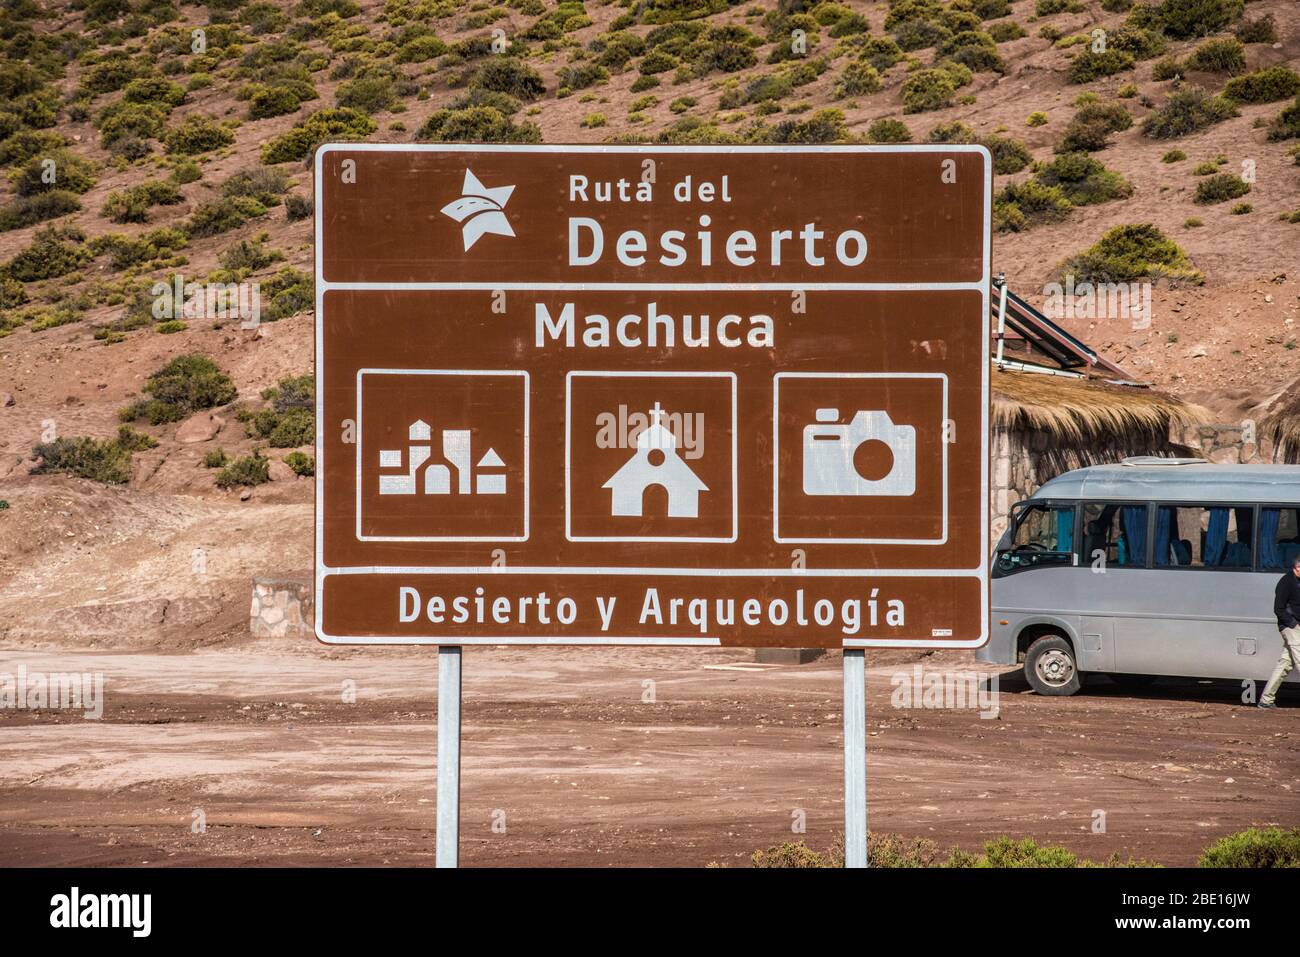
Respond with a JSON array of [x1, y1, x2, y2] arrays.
[[0, 641, 1295, 867]]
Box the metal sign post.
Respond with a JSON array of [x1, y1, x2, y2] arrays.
[[843, 649, 867, 867], [435, 645, 461, 867]]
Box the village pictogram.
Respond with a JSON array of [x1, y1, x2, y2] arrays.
[[378, 419, 508, 497]]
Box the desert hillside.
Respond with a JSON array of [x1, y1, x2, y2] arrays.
[[0, 0, 1298, 644]]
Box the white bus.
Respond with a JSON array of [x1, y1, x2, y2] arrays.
[[979, 459, 1300, 696]]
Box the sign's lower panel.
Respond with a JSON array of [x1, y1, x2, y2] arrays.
[[319, 571, 984, 648]]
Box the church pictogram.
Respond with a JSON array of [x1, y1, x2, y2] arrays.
[[602, 402, 708, 518]]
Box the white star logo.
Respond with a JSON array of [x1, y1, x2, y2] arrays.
[[440, 169, 516, 251]]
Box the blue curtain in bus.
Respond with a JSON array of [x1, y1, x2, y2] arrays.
[[1120, 506, 1147, 566], [1259, 508, 1282, 569], [1154, 506, 1174, 566], [1204, 508, 1229, 566], [1055, 509, 1073, 554]]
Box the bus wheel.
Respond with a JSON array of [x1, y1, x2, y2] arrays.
[[1024, 635, 1082, 696]]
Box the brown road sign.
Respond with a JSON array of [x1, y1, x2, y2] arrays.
[[315, 145, 991, 648]]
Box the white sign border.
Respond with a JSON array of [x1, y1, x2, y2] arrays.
[[314, 143, 992, 648]]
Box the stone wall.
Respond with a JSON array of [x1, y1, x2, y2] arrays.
[[1178, 423, 1281, 465], [249, 577, 313, 638]]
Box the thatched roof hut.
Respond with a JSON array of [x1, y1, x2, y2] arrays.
[[989, 366, 1207, 534], [993, 366, 1206, 466], [1261, 376, 1300, 463]]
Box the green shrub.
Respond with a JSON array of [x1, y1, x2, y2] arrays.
[[938, 30, 1003, 74], [185, 196, 268, 238], [1198, 828, 1300, 868], [1151, 56, 1182, 81], [1058, 223, 1202, 283], [246, 374, 314, 446], [639, 49, 680, 75], [1183, 37, 1245, 74], [1035, 152, 1133, 205], [1027, 111, 1048, 127], [9, 151, 96, 197], [1067, 49, 1135, 84], [867, 118, 911, 142], [977, 836, 1079, 868], [474, 58, 545, 100], [1230, 202, 1251, 215], [993, 180, 1072, 232], [1058, 101, 1133, 152], [893, 18, 952, 53], [163, 115, 235, 155], [395, 35, 447, 64], [1150, 0, 1243, 40], [122, 75, 186, 107], [79, 59, 148, 97], [259, 267, 314, 321], [558, 62, 609, 93], [983, 134, 1032, 174], [901, 68, 958, 113], [31, 426, 158, 485], [335, 74, 398, 113], [97, 101, 168, 147], [248, 85, 305, 120], [669, 96, 697, 114], [203, 448, 228, 468], [1141, 85, 1237, 138], [260, 107, 376, 164], [1268, 97, 1300, 142], [219, 236, 285, 274], [222, 167, 291, 206], [834, 62, 881, 98], [416, 106, 541, 143], [1161, 149, 1186, 162], [0, 191, 81, 232], [1234, 14, 1276, 44], [91, 227, 187, 271], [762, 108, 850, 145], [1193, 172, 1250, 205], [3, 224, 90, 282], [101, 180, 182, 224], [283, 451, 314, 476], [988, 20, 1026, 43], [0, 130, 65, 166], [121, 354, 237, 424], [216, 452, 271, 489], [285, 193, 313, 221], [857, 36, 904, 72], [1108, 25, 1167, 60], [1222, 66, 1300, 105]]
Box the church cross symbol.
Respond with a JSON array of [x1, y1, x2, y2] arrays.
[[602, 402, 708, 519]]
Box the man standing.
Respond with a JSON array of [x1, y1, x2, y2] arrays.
[[1260, 554, 1300, 708]]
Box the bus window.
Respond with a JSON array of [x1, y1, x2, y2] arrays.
[[1259, 507, 1300, 571], [996, 503, 1075, 573], [1081, 503, 1148, 568], [1155, 506, 1252, 568]]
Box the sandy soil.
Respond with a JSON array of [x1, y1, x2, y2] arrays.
[[0, 643, 1294, 867]]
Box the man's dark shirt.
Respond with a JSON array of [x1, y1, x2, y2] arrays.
[[1276, 572, 1300, 632]]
